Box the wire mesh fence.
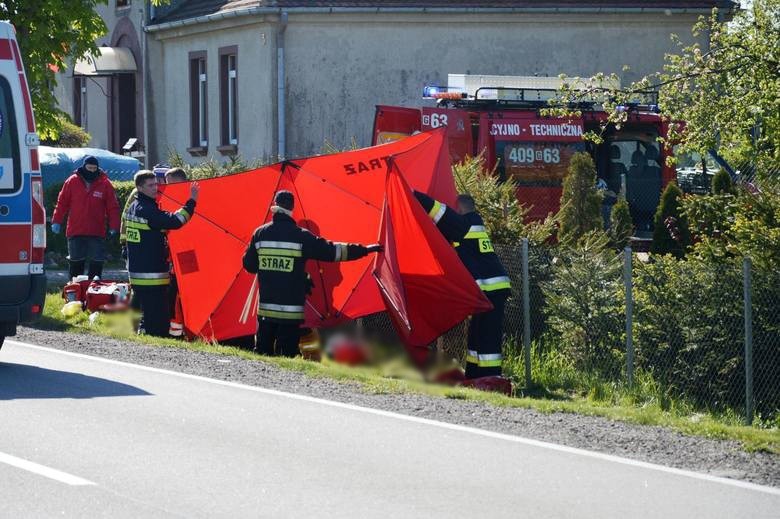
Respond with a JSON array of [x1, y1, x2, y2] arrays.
[[359, 240, 778, 424]]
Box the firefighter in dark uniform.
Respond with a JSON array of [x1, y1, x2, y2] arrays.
[[124, 170, 199, 337], [242, 191, 382, 357], [414, 191, 511, 379]]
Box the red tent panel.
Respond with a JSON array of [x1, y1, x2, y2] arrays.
[[374, 166, 493, 349]]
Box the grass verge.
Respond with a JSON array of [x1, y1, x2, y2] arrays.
[[29, 293, 780, 454]]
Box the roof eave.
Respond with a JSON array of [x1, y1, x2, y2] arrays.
[[146, 5, 734, 33]]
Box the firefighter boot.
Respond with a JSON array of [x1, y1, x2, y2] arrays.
[[87, 261, 104, 280], [68, 259, 86, 281]]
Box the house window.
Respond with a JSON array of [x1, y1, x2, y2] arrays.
[[219, 46, 238, 149], [189, 51, 207, 150], [73, 77, 86, 128]]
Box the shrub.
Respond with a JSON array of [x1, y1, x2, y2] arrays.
[[557, 152, 603, 245], [542, 232, 625, 378], [609, 198, 633, 250], [633, 255, 748, 414], [650, 182, 691, 257], [452, 154, 554, 246], [711, 168, 734, 195], [40, 116, 91, 148], [166, 150, 268, 180]]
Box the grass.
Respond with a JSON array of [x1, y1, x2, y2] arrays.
[[32, 293, 780, 454]]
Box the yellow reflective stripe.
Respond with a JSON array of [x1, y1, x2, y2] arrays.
[[481, 281, 511, 292], [258, 248, 303, 257], [130, 277, 171, 286], [428, 200, 446, 224], [463, 231, 489, 239], [466, 350, 503, 367], [476, 276, 511, 291], [125, 220, 151, 230], [258, 309, 305, 320], [175, 209, 191, 224]]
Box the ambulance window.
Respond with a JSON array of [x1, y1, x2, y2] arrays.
[[497, 141, 586, 187], [0, 76, 21, 194]]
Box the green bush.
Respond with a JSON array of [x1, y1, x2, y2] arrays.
[[40, 116, 91, 148], [557, 152, 603, 246], [711, 168, 734, 195], [542, 232, 625, 378], [609, 198, 633, 250], [452, 154, 554, 246], [634, 255, 747, 414], [166, 149, 268, 180], [651, 182, 691, 258], [45, 180, 135, 265]]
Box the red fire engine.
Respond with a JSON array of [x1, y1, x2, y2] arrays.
[[372, 75, 675, 242]]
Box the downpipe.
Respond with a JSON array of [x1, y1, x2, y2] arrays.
[[277, 11, 288, 160]]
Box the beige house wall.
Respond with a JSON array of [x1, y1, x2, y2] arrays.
[[283, 12, 703, 156], [149, 18, 276, 164], [55, 8, 710, 165]]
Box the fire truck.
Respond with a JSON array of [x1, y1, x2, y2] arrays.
[[372, 75, 675, 242], [0, 22, 46, 349]]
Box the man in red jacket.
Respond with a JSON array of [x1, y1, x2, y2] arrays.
[[51, 156, 121, 280]]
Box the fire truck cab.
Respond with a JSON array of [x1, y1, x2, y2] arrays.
[[0, 22, 46, 349], [373, 75, 675, 242]]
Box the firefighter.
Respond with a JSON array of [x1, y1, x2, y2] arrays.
[[120, 167, 189, 335], [242, 191, 382, 357], [51, 156, 120, 280], [414, 191, 511, 380], [125, 170, 199, 337]]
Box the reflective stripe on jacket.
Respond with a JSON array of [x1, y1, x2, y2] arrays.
[[242, 212, 369, 323], [125, 192, 196, 282]]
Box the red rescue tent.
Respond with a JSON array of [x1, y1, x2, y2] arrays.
[[158, 129, 487, 351]]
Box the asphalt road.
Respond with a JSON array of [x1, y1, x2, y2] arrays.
[[1, 340, 778, 518]]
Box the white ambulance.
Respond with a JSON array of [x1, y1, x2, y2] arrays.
[[0, 21, 45, 349]]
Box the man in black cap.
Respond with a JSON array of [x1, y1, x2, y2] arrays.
[[242, 190, 382, 357], [51, 155, 120, 280]]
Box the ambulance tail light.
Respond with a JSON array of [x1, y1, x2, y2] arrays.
[[31, 177, 46, 265]]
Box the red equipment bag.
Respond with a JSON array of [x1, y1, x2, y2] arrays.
[[62, 280, 92, 303], [84, 281, 131, 312]]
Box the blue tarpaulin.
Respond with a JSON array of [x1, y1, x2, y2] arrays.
[[39, 146, 140, 187]]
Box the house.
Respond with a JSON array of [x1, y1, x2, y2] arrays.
[[52, 0, 737, 166]]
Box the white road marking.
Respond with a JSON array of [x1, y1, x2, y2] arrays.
[[8, 339, 780, 496], [0, 451, 95, 486]]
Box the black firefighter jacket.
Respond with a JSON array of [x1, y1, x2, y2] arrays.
[[242, 212, 369, 322], [124, 192, 196, 287], [414, 191, 511, 294]]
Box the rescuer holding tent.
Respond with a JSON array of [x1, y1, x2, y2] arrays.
[[242, 191, 382, 357], [125, 171, 199, 337], [414, 191, 511, 381]]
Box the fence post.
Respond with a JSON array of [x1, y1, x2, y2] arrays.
[[624, 246, 634, 387], [743, 257, 754, 425], [522, 238, 531, 388]]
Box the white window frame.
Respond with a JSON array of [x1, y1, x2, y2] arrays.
[[227, 54, 237, 145], [198, 58, 207, 147]]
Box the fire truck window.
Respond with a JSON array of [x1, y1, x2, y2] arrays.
[[497, 142, 585, 187], [0, 76, 21, 194]]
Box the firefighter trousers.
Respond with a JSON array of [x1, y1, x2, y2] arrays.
[[256, 317, 300, 357], [465, 290, 508, 379], [134, 285, 171, 337]]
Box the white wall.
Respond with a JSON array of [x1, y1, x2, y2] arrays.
[[150, 19, 275, 165], [283, 11, 704, 156]]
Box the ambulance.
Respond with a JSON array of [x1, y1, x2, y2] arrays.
[[0, 22, 45, 349]]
